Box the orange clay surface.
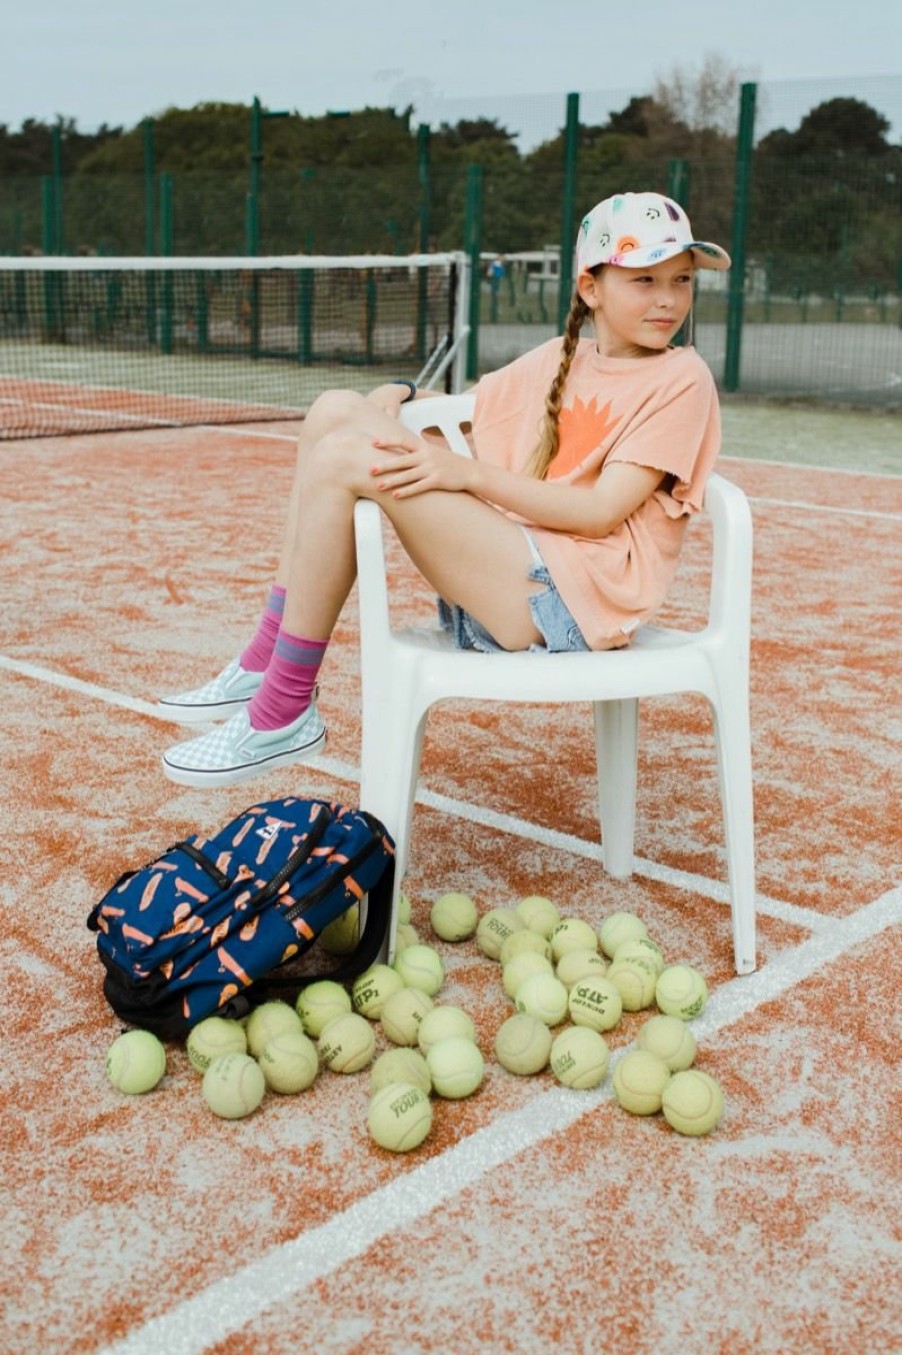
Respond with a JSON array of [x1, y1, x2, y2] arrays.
[[1, 419, 899, 1355]]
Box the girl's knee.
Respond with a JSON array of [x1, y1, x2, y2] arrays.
[[303, 425, 371, 492], [303, 389, 368, 442]]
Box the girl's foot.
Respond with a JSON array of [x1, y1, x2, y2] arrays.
[[157, 658, 264, 724], [161, 701, 326, 787]]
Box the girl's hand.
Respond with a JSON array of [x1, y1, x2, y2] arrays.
[[370, 434, 473, 497]]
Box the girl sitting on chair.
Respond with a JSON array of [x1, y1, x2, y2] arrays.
[[159, 191, 730, 787]]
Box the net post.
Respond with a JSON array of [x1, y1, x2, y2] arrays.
[[724, 82, 757, 393], [557, 92, 580, 333]]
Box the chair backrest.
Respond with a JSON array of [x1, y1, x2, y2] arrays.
[[399, 394, 475, 458]]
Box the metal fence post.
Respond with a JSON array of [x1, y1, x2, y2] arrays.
[[558, 92, 580, 331], [159, 173, 174, 355], [464, 163, 484, 381], [417, 123, 432, 363], [724, 82, 757, 393]]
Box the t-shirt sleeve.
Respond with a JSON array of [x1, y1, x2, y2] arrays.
[[604, 358, 720, 515]]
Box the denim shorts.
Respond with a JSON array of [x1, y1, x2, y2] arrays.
[[437, 529, 589, 654]]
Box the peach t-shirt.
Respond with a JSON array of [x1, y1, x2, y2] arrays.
[[472, 337, 721, 649]]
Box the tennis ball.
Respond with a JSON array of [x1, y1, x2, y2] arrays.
[[598, 911, 649, 958], [612, 1049, 671, 1115], [351, 963, 405, 1019], [514, 972, 570, 1027], [319, 904, 359, 955], [494, 1013, 553, 1075], [550, 917, 599, 961], [318, 1012, 376, 1073], [393, 944, 444, 996], [394, 922, 420, 952], [662, 1069, 725, 1136], [106, 1029, 166, 1094], [245, 1001, 303, 1057], [186, 1016, 247, 1072], [502, 950, 554, 1000], [550, 1026, 610, 1089], [396, 892, 412, 925], [368, 1082, 433, 1152], [475, 908, 525, 960], [607, 956, 658, 1012], [637, 1014, 697, 1071], [379, 986, 434, 1046], [612, 936, 665, 977], [555, 947, 608, 989], [514, 894, 561, 938], [499, 929, 552, 966], [426, 1037, 485, 1099], [202, 1052, 266, 1119], [295, 980, 352, 1038], [656, 964, 709, 1020], [568, 976, 623, 1032], [416, 1005, 477, 1054], [430, 891, 479, 942], [370, 1046, 432, 1095], [258, 1029, 319, 1094]]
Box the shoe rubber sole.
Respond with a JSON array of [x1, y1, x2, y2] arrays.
[[161, 728, 327, 787], [156, 696, 254, 725]]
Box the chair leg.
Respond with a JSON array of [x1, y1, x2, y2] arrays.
[[594, 698, 639, 879], [710, 689, 757, 975]]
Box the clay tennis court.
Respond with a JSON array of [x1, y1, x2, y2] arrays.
[[1, 405, 900, 1354]]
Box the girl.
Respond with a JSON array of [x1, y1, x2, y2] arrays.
[[160, 191, 730, 787]]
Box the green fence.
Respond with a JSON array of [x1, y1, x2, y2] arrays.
[[1, 75, 901, 408]]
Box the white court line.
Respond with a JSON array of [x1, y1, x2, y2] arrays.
[[97, 883, 901, 1355], [0, 653, 824, 932], [747, 494, 901, 523]]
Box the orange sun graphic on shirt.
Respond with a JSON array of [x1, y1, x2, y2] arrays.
[[550, 396, 621, 478]]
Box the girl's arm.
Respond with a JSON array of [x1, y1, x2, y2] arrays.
[[370, 434, 664, 539]]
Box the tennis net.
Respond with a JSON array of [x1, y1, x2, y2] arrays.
[[0, 252, 468, 439]]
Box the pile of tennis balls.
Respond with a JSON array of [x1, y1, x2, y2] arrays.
[[104, 889, 724, 1147]]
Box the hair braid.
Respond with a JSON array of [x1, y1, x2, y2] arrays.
[[526, 291, 590, 480]]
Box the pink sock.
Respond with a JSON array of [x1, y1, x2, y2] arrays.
[[239, 584, 286, 672], [248, 630, 328, 731]]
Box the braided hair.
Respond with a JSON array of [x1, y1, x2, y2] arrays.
[[526, 288, 591, 480]]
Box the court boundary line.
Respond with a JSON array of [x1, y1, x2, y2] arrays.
[[95, 884, 901, 1355], [0, 652, 826, 933]]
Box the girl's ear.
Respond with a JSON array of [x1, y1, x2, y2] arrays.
[[576, 269, 601, 310]]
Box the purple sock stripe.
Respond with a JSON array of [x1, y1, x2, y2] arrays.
[[267, 585, 287, 614], [274, 633, 329, 664]]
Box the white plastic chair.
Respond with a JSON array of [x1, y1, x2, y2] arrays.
[[354, 393, 756, 974]]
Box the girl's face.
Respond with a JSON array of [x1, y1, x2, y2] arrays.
[[578, 252, 695, 358]]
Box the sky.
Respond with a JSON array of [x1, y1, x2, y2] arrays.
[[3, 0, 901, 143]]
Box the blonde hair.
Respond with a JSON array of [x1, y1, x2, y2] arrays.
[[526, 288, 591, 480]]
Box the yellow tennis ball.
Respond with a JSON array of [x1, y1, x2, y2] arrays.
[[568, 976, 623, 1032], [607, 957, 658, 1012], [550, 917, 599, 962], [499, 929, 552, 966], [612, 1049, 671, 1115], [258, 1029, 319, 1094], [550, 1026, 610, 1089], [394, 922, 420, 952], [351, 963, 405, 1019], [368, 1081, 433, 1152], [514, 894, 561, 938], [245, 1001, 303, 1057], [106, 1029, 166, 1094], [475, 908, 525, 960], [430, 891, 479, 942], [637, 1014, 697, 1071], [598, 911, 649, 958], [186, 1016, 247, 1072], [295, 980, 352, 1038], [514, 972, 570, 1027], [612, 936, 665, 976], [555, 947, 608, 989], [318, 1012, 376, 1073], [416, 1005, 477, 1054], [201, 1052, 266, 1119], [426, 1037, 485, 1099], [393, 944, 444, 996], [370, 1046, 432, 1095], [319, 904, 360, 955], [494, 1013, 553, 1075], [396, 891, 412, 925], [502, 950, 554, 1000], [379, 986, 434, 1046], [662, 1069, 725, 1136], [655, 964, 709, 1020]]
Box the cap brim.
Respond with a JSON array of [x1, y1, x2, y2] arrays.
[[602, 240, 731, 271]]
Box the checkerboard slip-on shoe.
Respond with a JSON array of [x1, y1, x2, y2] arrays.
[[156, 659, 264, 724], [161, 702, 326, 787]]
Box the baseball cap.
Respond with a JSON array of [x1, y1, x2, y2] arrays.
[[576, 192, 730, 273]]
